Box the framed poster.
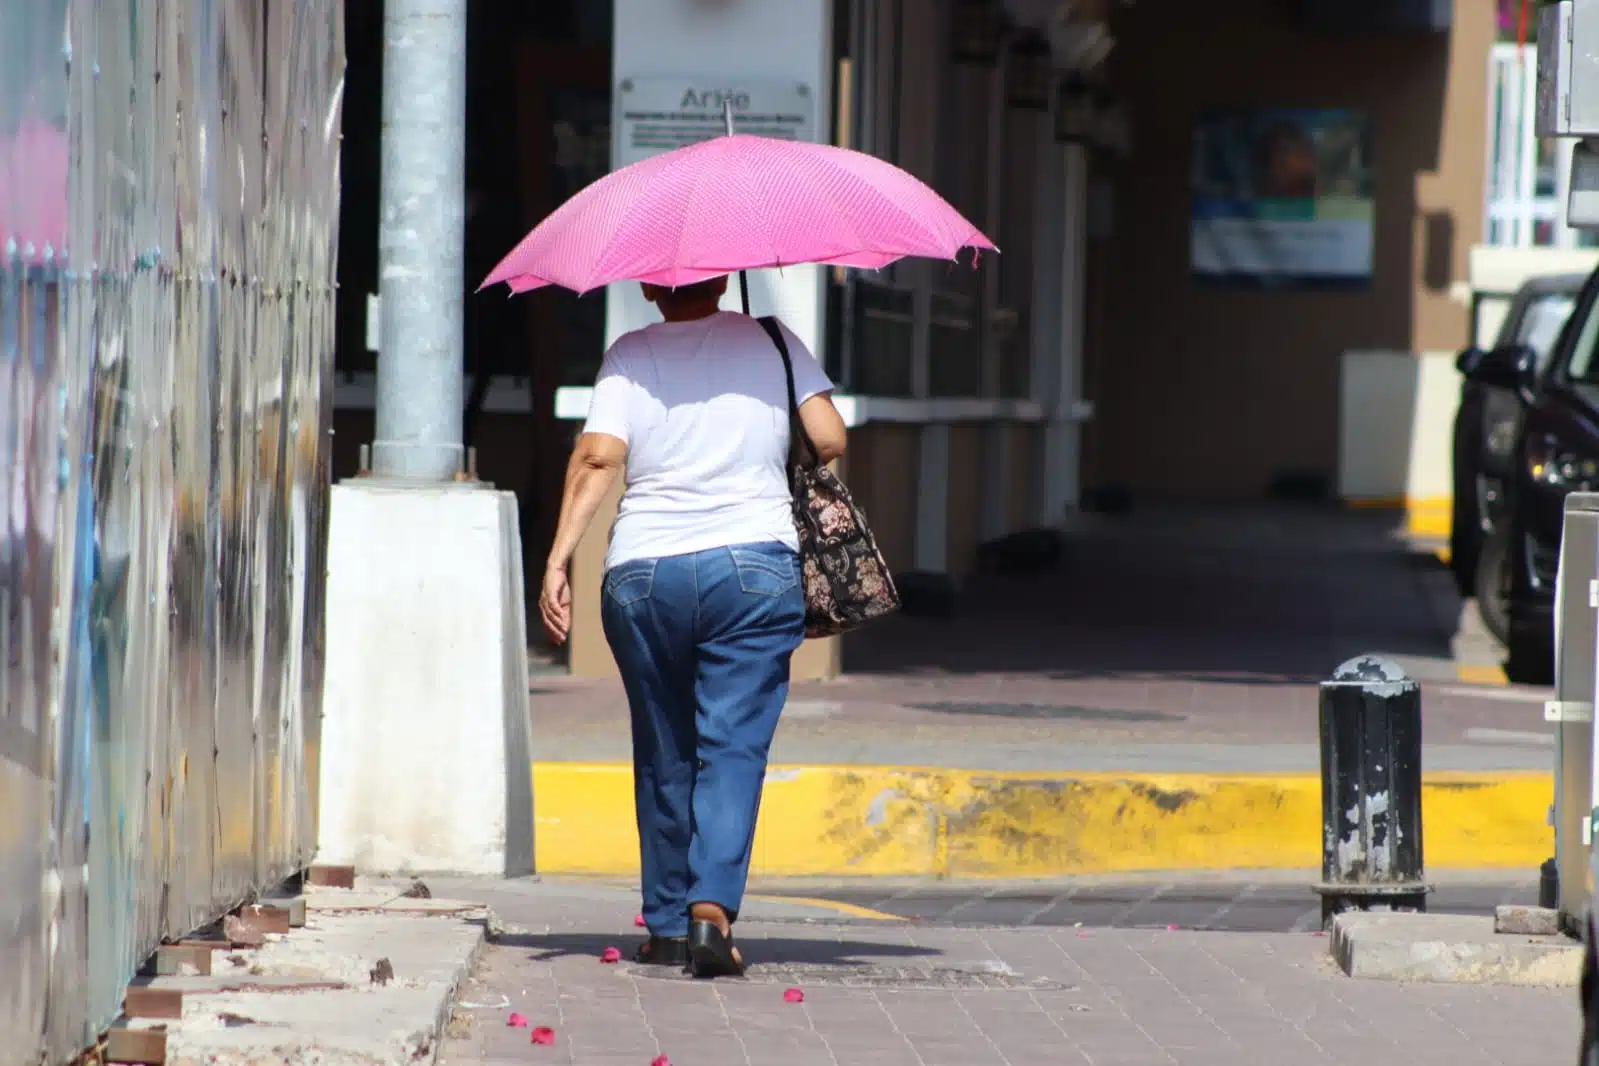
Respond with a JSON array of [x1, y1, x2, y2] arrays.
[[1191, 108, 1374, 289]]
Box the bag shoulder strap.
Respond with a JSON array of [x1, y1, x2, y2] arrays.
[[757, 315, 820, 468]]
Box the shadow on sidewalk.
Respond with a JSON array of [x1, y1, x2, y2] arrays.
[[843, 506, 1458, 681], [492, 931, 941, 967]]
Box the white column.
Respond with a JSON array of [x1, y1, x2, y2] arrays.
[[1042, 141, 1089, 522], [980, 50, 1011, 543], [1028, 115, 1064, 527], [902, 0, 947, 575]]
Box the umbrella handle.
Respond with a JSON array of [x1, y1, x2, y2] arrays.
[[739, 270, 750, 315]]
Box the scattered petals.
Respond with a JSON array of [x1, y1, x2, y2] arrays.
[[530, 1026, 556, 1046], [1075, 931, 1091, 938], [506, 1012, 529, 1028], [600, 947, 622, 964], [1311, 930, 1327, 937], [783, 987, 805, 1003], [651, 1057, 672, 1066], [1166, 923, 1180, 931], [634, 915, 647, 927]]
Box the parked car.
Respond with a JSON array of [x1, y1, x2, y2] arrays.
[[1463, 267, 1599, 684], [1450, 273, 1582, 613]]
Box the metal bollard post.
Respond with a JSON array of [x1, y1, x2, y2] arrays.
[[1314, 654, 1430, 928]]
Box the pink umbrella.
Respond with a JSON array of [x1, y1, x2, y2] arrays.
[[0, 120, 68, 265], [481, 133, 995, 297]]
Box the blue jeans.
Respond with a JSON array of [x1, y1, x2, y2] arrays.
[[601, 541, 805, 938]]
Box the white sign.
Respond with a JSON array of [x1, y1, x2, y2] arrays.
[[615, 76, 816, 169]]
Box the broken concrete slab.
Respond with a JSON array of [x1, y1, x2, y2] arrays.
[[158, 896, 485, 1066], [1332, 911, 1580, 986], [1496, 904, 1562, 936]]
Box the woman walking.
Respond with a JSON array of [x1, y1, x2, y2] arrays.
[[538, 274, 846, 978]]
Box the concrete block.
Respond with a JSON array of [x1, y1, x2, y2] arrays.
[[308, 864, 357, 889], [1496, 904, 1562, 936], [1332, 910, 1581, 985], [318, 483, 533, 876], [150, 945, 212, 977], [162, 897, 485, 1066]]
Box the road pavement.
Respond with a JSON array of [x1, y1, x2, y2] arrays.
[[755, 871, 1542, 933]]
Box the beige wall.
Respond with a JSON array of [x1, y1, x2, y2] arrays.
[[1093, 0, 1492, 500]]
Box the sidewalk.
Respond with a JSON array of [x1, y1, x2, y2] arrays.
[[435, 878, 1578, 1066], [529, 506, 1556, 879]]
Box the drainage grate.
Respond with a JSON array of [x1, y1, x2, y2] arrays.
[[909, 701, 1181, 723], [628, 962, 1073, 991]]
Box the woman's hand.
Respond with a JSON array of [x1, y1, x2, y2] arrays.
[[540, 565, 573, 645]]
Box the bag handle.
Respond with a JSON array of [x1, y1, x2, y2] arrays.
[[758, 316, 821, 469]]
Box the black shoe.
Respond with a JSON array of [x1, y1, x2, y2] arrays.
[[634, 935, 689, 967], [688, 920, 745, 978]]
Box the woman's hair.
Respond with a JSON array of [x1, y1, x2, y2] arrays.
[[653, 277, 725, 307]]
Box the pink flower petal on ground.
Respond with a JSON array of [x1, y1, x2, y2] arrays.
[[635, 914, 647, 927], [600, 946, 623, 963], [651, 1057, 673, 1066], [783, 988, 805, 1003], [531, 1026, 556, 1046], [507, 1012, 529, 1028]]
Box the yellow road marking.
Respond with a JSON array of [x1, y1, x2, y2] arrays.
[[746, 894, 908, 921]]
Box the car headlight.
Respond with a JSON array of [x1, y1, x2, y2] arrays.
[[1482, 392, 1522, 458], [1525, 432, 1599, 491]]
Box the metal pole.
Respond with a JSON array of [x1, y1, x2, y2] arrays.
[[372, 0, 467, 481]]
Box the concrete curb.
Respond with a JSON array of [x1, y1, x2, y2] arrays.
[[159, 888, 486, 1066], [532, 763, 1555, 879], [1332, 911, 1581, 986]]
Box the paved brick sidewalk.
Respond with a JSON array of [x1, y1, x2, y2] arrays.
[[435, 879, 1578, 1066]]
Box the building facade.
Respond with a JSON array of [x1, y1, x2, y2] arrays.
[[328, 0, 1494, 680]]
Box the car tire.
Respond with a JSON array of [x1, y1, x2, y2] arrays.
[[1450, 493, 1479, 597], [1474, 527, 1512, 647], [1505, 629, 1555, 687]]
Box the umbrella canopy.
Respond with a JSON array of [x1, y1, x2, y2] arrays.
[[481, 133, 995, 295]]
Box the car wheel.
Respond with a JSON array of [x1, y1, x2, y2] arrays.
[[1474, 527, 1512, 647], [1505, 629, 1555, 687]]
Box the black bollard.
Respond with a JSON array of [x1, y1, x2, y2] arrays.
[[1313, 654, 1429, 929]]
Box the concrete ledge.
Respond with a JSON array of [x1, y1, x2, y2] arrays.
[[1331, 911, 1580, 986], [319, 483, 534, 876], [532, 764, 1554, 878], [160, 885, 486, 1065]]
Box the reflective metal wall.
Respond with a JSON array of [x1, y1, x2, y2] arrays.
[[0, 2, 343, 1061]]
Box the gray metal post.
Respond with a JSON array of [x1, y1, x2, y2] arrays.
[[372, 0, 467, 481]]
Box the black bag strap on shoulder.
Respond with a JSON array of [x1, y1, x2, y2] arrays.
[[757, 315, 821, 468]]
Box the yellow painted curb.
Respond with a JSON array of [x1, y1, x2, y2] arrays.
[[1340, 495, 1452, 540], [1457, 662, 1510, 686], [532, 764, 1553, 879]]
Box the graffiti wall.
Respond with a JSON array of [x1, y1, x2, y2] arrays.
[[0, 1, 343, 1060]]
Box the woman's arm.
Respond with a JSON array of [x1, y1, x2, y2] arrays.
[[546, 432, 627, 573], [539, 431, 627, 644], [797, 392, 847, 464]]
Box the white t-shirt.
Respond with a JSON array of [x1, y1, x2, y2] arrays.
[[582, 311, 834, 571]]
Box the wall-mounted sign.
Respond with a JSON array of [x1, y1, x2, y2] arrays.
[[1191, 107, 1374, 290], [614, 77, 816, 169]]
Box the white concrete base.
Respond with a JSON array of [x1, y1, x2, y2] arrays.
[[317, 482, 533, 876]]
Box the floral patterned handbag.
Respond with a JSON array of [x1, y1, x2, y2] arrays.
[[758, 317, 902, 637]]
